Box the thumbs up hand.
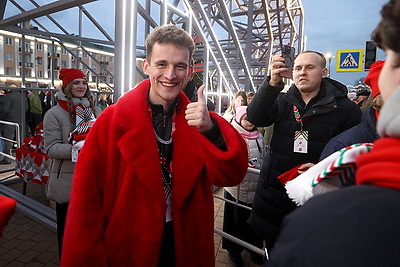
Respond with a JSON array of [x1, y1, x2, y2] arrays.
[[185, 84, 214, 132]]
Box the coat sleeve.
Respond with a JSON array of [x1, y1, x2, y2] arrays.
[[247, 77, 284, 127], [43, 110, 72, 160], [60, 109, 111, 266], [200, 112, 249, 187]]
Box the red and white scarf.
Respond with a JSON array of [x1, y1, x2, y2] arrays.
[[58, 100, 96, 141]]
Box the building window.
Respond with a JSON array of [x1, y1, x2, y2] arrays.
[[92, 76, 97, 82], [110, 56, 113, 63], [6, 67, 14, 75], [47, 45, 56, 53], [36, 42, 43, 51], [5, 52, 13, 61], [83, 52, 88, 58], [5, 37, 13, 45], [25, 55, 31, 64], [38, 70, 43, 78], [21, 68, 32, 77], [36, 57, 43, 65], [62, 47, 67, 55], [92, 65, 97, 71], [61, 60, 67, 68], [110, 77, 113, 83], [25, 41, 31, 51]]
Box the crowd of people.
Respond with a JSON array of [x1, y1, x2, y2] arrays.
[[0, 0, 399, 266]]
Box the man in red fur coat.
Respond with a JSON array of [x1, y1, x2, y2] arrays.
[[61, 24, 248, 266]]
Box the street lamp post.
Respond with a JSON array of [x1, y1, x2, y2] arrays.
[[325, 52, 335, 78]]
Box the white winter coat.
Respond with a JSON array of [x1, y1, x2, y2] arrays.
[[225, 120, 265, 204]]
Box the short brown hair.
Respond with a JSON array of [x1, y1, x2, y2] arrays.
[[145, 24, 195, 63]]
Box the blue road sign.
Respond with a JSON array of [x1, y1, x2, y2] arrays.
[[336, 49, 364, 72]]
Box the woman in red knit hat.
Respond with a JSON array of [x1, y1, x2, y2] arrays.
[[43, 68, 101, 258]]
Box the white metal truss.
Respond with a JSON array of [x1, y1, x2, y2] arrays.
[[0, 0, 303, 113]]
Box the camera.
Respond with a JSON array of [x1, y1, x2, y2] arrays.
[[282, 45, 295, 70]]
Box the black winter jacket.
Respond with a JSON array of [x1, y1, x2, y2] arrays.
[[266, 185, 400, 267], [319, 107, 379, 160], [247, 77, 362, 249]]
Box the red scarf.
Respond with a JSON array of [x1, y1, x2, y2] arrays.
[[59, 99, 77, 113], [356, 138, 400, 190]]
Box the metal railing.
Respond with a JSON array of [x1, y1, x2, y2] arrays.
[[0, 120, 20, 183], [213, 166, 265, 256], [0, 121, 21, 183], [0, 120, 21, 159]]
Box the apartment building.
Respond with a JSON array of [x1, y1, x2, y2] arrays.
[[0, 27, 115, 91]]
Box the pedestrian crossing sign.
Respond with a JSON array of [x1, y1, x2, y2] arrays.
[[336, 49, 364, 72]]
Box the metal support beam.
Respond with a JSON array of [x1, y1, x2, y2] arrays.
[[114, 0, 138, 100], [0, 0, 7, 19], [0, 0, 98, 28]]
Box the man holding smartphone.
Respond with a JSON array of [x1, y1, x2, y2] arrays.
[[246, 50, 362, 251]]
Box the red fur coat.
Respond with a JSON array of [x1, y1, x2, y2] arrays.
[[61, 79, 248, 266]]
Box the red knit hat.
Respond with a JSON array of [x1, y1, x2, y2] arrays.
[[59, 68, 86, 88], [364, 60, 384, 98]]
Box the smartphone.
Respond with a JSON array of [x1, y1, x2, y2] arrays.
[[282, 45, 295, 70]]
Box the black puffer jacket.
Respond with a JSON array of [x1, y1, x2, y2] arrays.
[[247, 77, 362, 249]]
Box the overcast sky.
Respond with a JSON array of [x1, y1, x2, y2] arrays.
[[82, 0, 389, 86], [5, 0, 389, 86], [302, 0, 387, 85]]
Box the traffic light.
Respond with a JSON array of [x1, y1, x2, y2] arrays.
[[364, 41, 377, 70]]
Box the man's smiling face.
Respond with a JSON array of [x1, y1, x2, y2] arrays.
[[143, 42, 192, 109]]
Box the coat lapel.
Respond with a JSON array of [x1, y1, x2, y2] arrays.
[[114, 80, 165, 204], [112, 80, 207, 212]]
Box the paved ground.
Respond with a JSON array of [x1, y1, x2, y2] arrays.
[[1, 163, 263, 266]]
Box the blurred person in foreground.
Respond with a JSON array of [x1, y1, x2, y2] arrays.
[[246, 50, 362, 251], [61, 24, 248, 266], [266, 1, 400, 266]]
